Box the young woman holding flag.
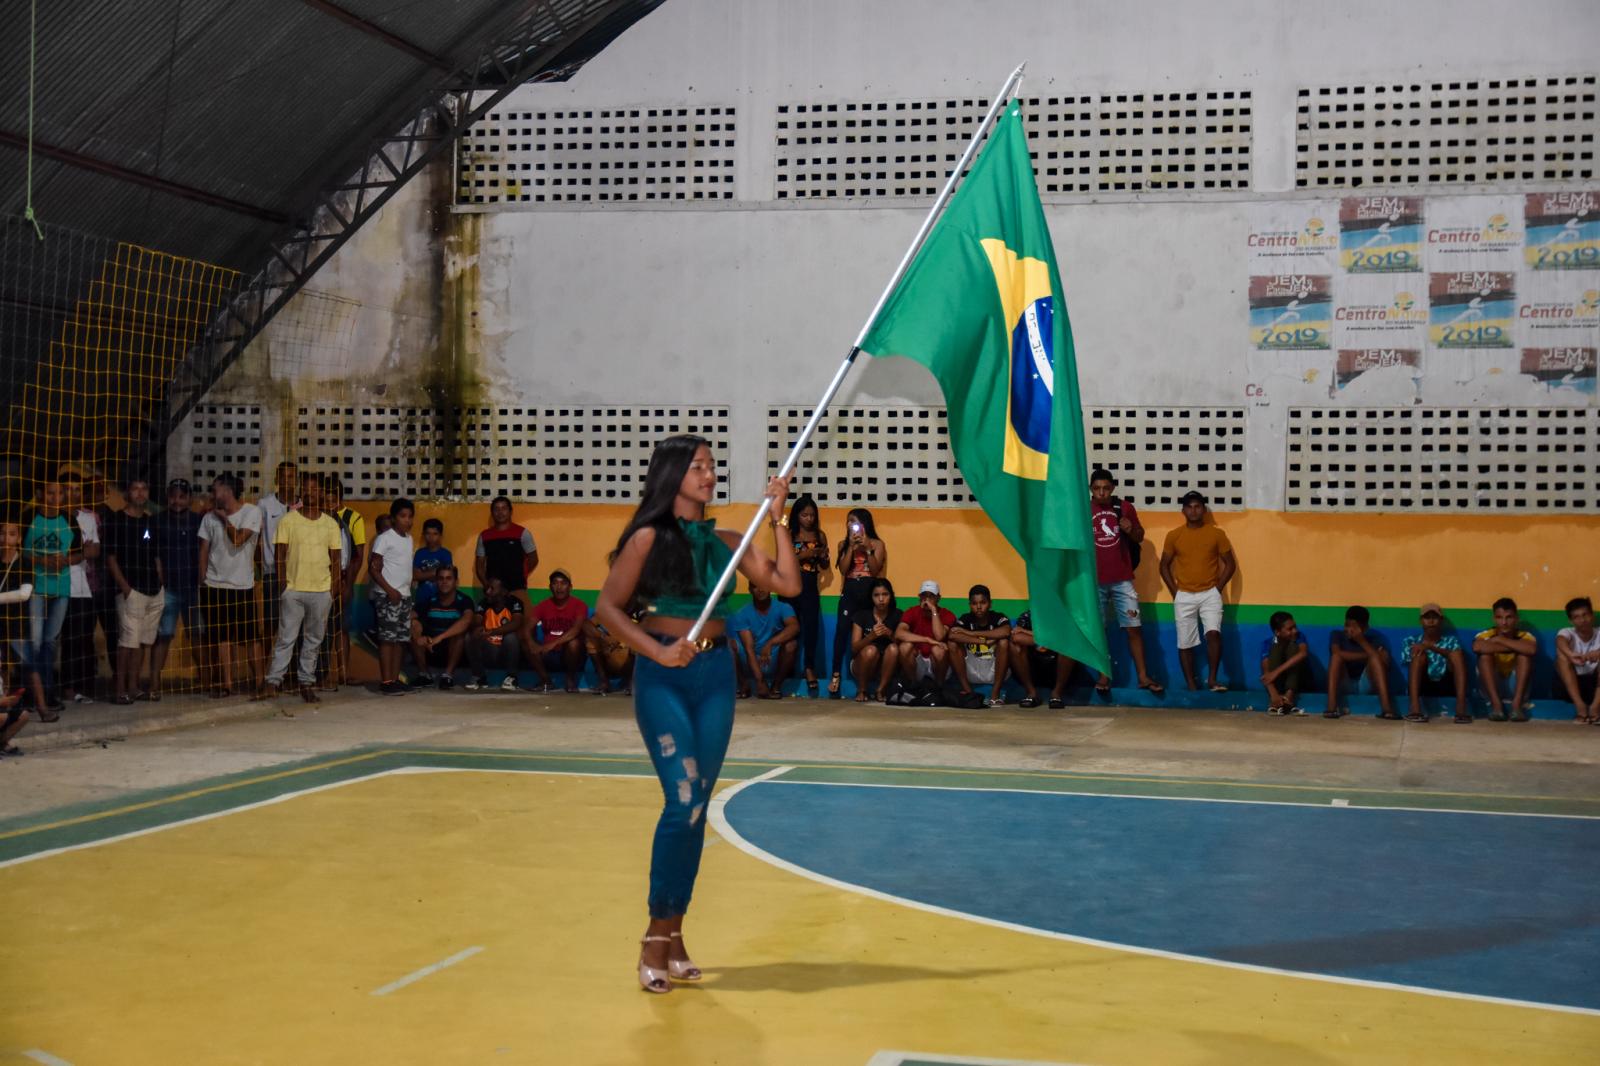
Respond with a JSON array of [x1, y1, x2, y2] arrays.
[[595, 434, 800, 994]]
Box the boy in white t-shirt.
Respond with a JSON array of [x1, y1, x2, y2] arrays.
[[60, 474, 102, 703], [1556, 596, 1600, 724], [367, 499, 416, 696], [198, 473, 264, 696]]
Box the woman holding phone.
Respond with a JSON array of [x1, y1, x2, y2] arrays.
[[828, 507, 887, 698], [594, 434, 800, 993]]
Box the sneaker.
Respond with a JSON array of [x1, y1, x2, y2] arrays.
[[438, 675, 455, 690], [380, 681, 407, 697], [72, 692, 94, 705], [500, 676, 518, 692], [1268, 705, 1287, 716], [411, 673, 434, 689], [1288, 705, 1308, 716], [464, 678, 485, 692]]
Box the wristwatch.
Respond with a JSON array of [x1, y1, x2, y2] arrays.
[[773, 514, 789, 529]]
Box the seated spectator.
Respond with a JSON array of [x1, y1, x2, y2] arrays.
[[1, 520, 47, 726], [105, 479, 164, 706], [1260, 611, 1310, 716], [467, 578, 524, 691], [948, 584, 1012, 706], [584, 607, 642, 696], [1401, 603, 1468, 723], [731, 582, 799, 699], [413, 518, 451, 604], [367, 499, 416, 697], [410, 566, 473, 689], [895, 580, 956, 683], [1473, 597, 1537, 722], [1326, 605, 1397, 719], [1556, 596, 1600, 724], [1010, 608, 1069, 709], [530, 569, 588, 693], [1159, 491, 1237, 692], [848, 578, 901, 703]]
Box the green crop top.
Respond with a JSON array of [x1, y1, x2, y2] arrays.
[[646, 518, 735, 620]]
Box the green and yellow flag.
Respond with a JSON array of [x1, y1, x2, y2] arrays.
[[861, 102, 1108, 673]]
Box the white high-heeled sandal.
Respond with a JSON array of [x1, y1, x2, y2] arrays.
[[638, 936, 673, 993], [666, 931, 702, 981]]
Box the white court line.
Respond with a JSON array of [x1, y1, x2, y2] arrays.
[[371, 946, 484, 997], [750, 776, 1599, 821], [1332, 798, 1350, 807], [867, 1053, 1092, 1066], [707, 775, 1600, 1018], [23, 1050, 75, 1066]]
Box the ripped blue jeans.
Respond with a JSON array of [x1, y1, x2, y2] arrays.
[[634, 637, 736, 919]]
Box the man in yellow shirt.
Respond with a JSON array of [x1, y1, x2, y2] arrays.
[[261, 475, 342, 709], [1472, 596, 1537, 721], [1159, 491, 1238, 692]]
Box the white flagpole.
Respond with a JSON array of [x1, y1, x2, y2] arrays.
[[686, 61, 1028, 646]]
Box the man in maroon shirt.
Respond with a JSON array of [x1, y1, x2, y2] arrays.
[[530, 569, 589, 692], [1089, 470, 1163, 694]]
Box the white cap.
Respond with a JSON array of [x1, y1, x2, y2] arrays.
[[919, 580, 941, 596]]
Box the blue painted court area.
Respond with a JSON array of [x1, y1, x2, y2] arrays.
[[724, 782, 1600, 1011]]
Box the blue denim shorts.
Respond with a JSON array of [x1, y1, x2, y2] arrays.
[[158, 588, 201, 640], [1097, 580, 1142, 628]]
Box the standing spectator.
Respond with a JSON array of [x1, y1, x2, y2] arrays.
[[781, 495, 829, 698], [895, 580, 955, 684], [1472, 597, 1537, 722], [847, 577, 901, 703], [82, 468, 121, 681], [1401, 603, 1469, 723], [105, 478, 164, 705], [198, 473, 263, 697], [413, 518, 451, 604], [59, 472, 102, 704], [530, 569, 590, 692], [23, 479, 73, 714], [584, 606, 642, 696], [257, 461, 298, 644], [1259, 611, 1311, 715], [1088, 470, 1163, 694], [829, 507, 887, 698], [1555, 596, 1600, 724], [948, 584, 1013, 706], [730, 583, 799, 699], [474, 496, 538, 607], [325, 477, 366, 686], [1, 520, 49, 722], [409, 565, 473, 689], [368, 499, 416, 696], [1010, 608, 1070, 709], [1159, 491, 1237, 692], [151, 479, 204, 698], [1326, 605, 1398, 719], [262, 475, 341, 709], [467, 577, 524, 691]]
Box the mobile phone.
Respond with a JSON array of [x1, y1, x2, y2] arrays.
[[849, 519, 863, 536]]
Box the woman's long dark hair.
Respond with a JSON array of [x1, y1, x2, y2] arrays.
[[868, 577, 896, 612], [834, 506, 881, 570], [610, 434, 710, 600], [788, 494, 821, 533]]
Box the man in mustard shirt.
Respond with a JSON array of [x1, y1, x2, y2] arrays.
[[1159, 491, 1238, 692], [261, 475, 342, 709]]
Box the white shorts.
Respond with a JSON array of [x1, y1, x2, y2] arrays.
[[118, 588, 164, 647], [965, 654, 996, 685], [1173, 588, 1223, 650]]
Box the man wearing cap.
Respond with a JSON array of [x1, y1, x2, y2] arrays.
[[1401, 603, 1469, 723], [151, 478, 205, 697], [895, 580, 957, 683], [530, 568, 589, 692], [1159, 491, 1237, 692]]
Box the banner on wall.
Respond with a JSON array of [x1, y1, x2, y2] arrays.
[[1334, 274, 1428, 349], [1428, 271, 1516, 350], [1425, 196, 1522, 271], [1524, 192, 1600, 272], [1340, 195, 1424, 274], [1520, 346, 1597, 392], [1246, 201, 1338, 272], [1249, 274, 1332, 350], [1335, 347, 1421, 389]]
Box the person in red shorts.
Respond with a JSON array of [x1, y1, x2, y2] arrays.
[[531, 569, 589, 692]]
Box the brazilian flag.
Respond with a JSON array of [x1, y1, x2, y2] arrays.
[[861, 102, 1108, 673]]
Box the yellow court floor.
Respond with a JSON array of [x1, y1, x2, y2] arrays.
[[3, 766, 1597, 1065]]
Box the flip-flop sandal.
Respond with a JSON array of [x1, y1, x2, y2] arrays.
[[1209, 684, 1229, 693], [1018, 697, 1040, 708], [1139, 680, 1166, 695], [827, 674, 842, 699], [1094, 679, 1112, 694], [1322, 708, 1341, 719], [1405, 713, 1428, 723], [1453, 713, 1473, 723], [1048, 697, 1066, 710]]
